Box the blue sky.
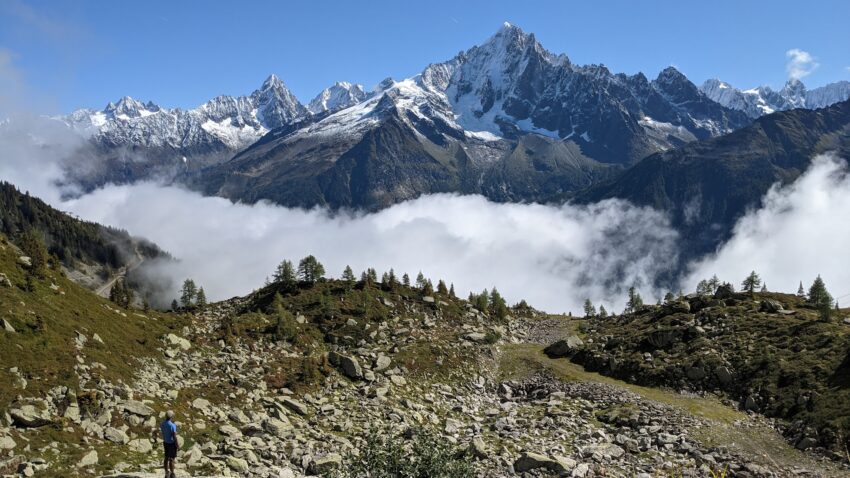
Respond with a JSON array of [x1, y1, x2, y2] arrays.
[[2, 0, 849, 113]]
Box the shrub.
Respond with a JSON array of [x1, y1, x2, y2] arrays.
[[328, 428, 475, 478]]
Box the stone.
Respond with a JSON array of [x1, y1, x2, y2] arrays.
[[744, 395, 759, 411], [389, 375, 407, 386], [582, 443, 625, 460], [665, 301, 691, 314], [471, 437, 488, 459], [0, 273, 11, 287], [714, 284, 735, 299], [373, 354, 392, 372], [422, 296, 435, 303], [128, 438, 152, 454], [714, 366, 733, 385], [92, 333, 104, 344], [17, 256, 32, 268], [465, 332, 487, 342], [310, 453, 342, 474], [263, 418, 293, 437], [0, 436, 15, 450], [513, 451, 568, 473], [759, 299, 785, 313], [122, 400, 154, 417], [282, 397, 309, 416], [686, 366, 706, 380], [191, 398, 211, 410], [572, 463, 590, 477], [218, 424, 242, 438], [10, 404, 52, 427], [104, 426, 129, 444], [1, 318, 15, 333], [544, 335, 584, 358], [164, 333, 191, 351], [328, 351, 363, 380], [226, 456, 249, 473], [78, 450, 98, 467], [796, 437, 818, 450]]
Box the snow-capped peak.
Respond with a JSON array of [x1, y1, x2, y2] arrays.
[[308, 81, 369, 114], [700, 78, 850, 118]]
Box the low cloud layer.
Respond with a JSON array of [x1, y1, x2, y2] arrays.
[[785, 48, 819, 81], [685, 154, 850, 299], [63, 184, 679, 313]]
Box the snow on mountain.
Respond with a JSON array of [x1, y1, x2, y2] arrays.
[[307, 82, 369, 114], [701, 78, 850, 119], [61, 74, 308, 151]]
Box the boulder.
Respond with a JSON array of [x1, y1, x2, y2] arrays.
[[103, 426, 129, 444], [17, 256, 32, 268], [464, 332, 487, 343], [10, 405, 51, 428], [263, 418, 293, 438], [544, 336, 584, 358], [759, 299, 785, 313], [310, 453, 342, 474], [226, 456, 249, 473], [513, 451, 569, 473], [191, 398, 211, 410], [664, 301, 691, 314], [373, 354, 392, 372], [686, 366, 706, 381], [281, 397, 309, 416], [714, 366, 733, 385], [714, 284, 735, 299], [1, 318, 15, 333], [0, 436, 15, 450], [122, 400, 154, 417], [471, 437, 489, 460], [128, 438, 152, 454], [77, 450, 98, 467], [328, 351, 363, 380], [0, 273, 11, 287], [796, 436, 818, 450], [582, 443, 625, 460], [163, 333, 191, 351], [422, 296, 436, 304], [218, 424, 242, 438]]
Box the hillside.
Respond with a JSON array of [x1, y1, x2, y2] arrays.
[[0, 181, 169, 297], [2, 240, 847, 476], [575, 99, 850, 258], [563, 288, 850, 460]]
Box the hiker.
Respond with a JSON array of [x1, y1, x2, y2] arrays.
[[160, 410, 179, 478]]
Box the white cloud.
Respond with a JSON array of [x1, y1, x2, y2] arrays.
[[684, 154, 850, 298], [785, 48, 819, 81], [62, 184, 679, 314]]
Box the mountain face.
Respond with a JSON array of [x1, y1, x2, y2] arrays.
[[307, 81, 369, 114], [58, 75, 310, 189], [577, 99, 850, 258], [701, 78, 850, 119], [192, 24, 749, 210]]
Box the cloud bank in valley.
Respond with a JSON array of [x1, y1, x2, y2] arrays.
[[685, 154, 850, 299], [64, 184, 679, 313]]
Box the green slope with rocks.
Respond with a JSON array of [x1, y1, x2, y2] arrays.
[[2, 238, 849, 477]]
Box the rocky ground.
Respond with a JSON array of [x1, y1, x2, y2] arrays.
[[3, 285, 849, 478]]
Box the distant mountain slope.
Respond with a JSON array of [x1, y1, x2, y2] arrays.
[[576, 99, 850, 256], [0, 181, 169, 295], [701, 78, 850, 119]]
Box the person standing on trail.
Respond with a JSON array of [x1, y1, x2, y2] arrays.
[[160, 410, 179, 478]]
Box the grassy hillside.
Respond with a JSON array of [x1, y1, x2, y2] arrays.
[[570, 290, 850, 458], [0, 234, 187, 406]]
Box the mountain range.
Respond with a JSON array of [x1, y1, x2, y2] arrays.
[[47, 23, 850, 233]]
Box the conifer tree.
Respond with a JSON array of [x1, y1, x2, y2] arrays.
[[475, 289, 489, 312], [696, 280, 711, 296], [415, 272, 427, 289], [626, 287, 643, 314], [19, 230, 48, 278], [741, 271, 761, 294], [760, 283, 768, 293], [196, 287, 207, 307], [402, 273, 410, 287], [171, 299, 179, 311], [449, 283, 456, 298], [663, 292, 675, 304], [381, 271, 390, 287], [583, 299, 596, 318], [342, 265, 356, 283], [423, 280, 434, 296], [490, 287, 508, 320], [598, 305, 608, 318], [707, 274, 721, 294], [180, 279, 197, 308], [808, 275, 833, 322], [367, 268, 378, 283], [437, 280, 448, 295], [297, 255, 325, 284], [388, 269, 397, 287], [273, 260, 297, 289], [797, 281, 806, 298]]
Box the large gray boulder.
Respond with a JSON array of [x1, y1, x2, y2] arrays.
[[328, 351, 363, 380], [543, 336, 584, 358], [122, 400, 154, 417], [10, 404, 52, 428], [513, 451, 571, 474]]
